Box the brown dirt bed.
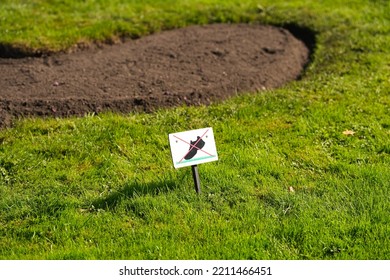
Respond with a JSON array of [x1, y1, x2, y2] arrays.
[[0, 24, 311, 128]]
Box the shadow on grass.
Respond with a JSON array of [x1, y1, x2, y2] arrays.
[[91, 179, 180, 211], [280, 23, 317, 76]]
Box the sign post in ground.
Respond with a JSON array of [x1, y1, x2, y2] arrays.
[[191, 165, 201, 193], [169, 127, 218, 193]]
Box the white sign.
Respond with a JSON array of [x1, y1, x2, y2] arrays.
[[169, 127, 218, 168]]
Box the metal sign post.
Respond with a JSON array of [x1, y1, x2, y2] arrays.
[[191, 165, 201, 193]]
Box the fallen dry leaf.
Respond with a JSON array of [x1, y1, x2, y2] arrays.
[[342, 129, 355, 136]]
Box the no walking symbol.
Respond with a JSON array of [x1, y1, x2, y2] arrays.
[[169, 127, 218, 193], [169, 127, 218, 169]]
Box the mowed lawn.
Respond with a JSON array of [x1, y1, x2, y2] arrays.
[[0, 0, 389, 259]]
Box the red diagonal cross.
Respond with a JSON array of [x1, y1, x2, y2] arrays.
[[173, 129, 213, 163]]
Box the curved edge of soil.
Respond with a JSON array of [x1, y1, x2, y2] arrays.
[[0, 23, 316, 129], [0, 23, 316, 59]]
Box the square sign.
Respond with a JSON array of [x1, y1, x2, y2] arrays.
[[169, 127, 218, 169]]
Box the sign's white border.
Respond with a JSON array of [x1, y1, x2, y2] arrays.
[[169, 127, 218, 168]]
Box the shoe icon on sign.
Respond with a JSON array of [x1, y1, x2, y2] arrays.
[[184, 136, 205, 160]]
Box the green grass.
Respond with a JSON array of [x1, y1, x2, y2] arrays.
[[0, 0, 390, 259], [0, 0, 264, 54]]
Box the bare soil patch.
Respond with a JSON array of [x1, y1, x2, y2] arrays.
[[0, 24, 311, 128]]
